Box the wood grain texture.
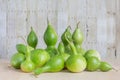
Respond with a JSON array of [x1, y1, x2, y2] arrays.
[[0, 0, 119, 64]]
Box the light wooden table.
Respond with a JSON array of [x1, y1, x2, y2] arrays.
[[0, 59, 120, 80]]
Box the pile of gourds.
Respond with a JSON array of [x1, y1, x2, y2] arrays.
[[10, 21, 112, 75]]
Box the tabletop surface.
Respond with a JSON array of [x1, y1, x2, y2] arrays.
[[0, 59, 120, 80]]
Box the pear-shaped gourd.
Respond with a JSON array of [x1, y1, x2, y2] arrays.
[[44, 21, 58, 47], [100, 62, 112, 72], [72, 22, 85, 55], [16, 44, 27, 54], [27, 27, 38, 48], [72, 22, 84, 45], [34, 55, 64, 75]]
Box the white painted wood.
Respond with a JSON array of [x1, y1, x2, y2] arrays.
[[0, 0, 7, 58], [0, 0, 119, 62], [96, 0, 107, 58], [116, 0, 120, 60]]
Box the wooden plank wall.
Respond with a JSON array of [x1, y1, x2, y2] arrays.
[[0, 0, 120, 65]]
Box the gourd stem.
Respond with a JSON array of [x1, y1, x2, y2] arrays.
[[65, 33, 77, 55], [77, 21, 80, 28], [112, 67, 118, 72], [34, 66, 49, 75], [31, 27, 33, 31], [67, 25, 71, 30], [26, 46, 31, 61]]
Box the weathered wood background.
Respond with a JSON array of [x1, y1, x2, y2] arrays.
[[0, 0, 120, 66]]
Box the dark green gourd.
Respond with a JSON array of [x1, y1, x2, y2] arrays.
[[27, 27, 38, 48]]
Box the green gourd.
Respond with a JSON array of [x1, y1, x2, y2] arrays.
[[27, 27, 38, 48], [72, 22, 84, 45], [44, 21, 58, 47], [34, 55, 64, 75], [65, 33, 87, 72], [31, 49, 50, 67], [61, 26, 72, 46], [44, 20, 58, 57], [84, 50, 101, 60], [86, 57, 100, 71], [100, 61, 112, 72], [10, 53, 25, 69], [72, 22, 85, 56], [16, 44, 27, 54], [61, 26, 72, 55], [21, 46, 35, 72]]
